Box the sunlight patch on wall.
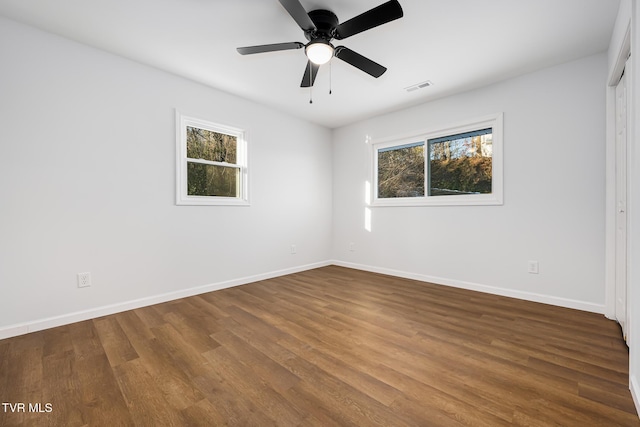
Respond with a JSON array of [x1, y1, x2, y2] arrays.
[[364, 207, 372, 232], [365, 180, 372, 205], [364, 180, 372, 232]]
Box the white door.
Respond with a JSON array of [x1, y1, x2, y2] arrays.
[[615, 65, 629, 342]]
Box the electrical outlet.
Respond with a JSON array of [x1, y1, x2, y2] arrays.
[[77, 272, 92, 288], [290, 244, 297, 254], [349, 242, 355, 252], [527, 261, 539, 274]]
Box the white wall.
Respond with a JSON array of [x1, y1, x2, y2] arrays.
[[332, 53, 608, 312], [0, 17, 333, 337]]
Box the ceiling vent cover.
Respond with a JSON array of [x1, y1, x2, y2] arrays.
[[405, 80, 433, 92]]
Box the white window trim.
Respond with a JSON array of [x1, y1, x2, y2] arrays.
[[176, 112, 249, 206], [372, 113, 503, 207]]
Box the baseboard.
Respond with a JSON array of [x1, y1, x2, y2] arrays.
[[0, 260, 332, 340], [0, 259, 608, 341], [332, 260, 606, 314], [632, 375, 640, 418]]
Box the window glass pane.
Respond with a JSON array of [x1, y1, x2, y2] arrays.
[[187, 162, 238, 197], [186, 126, 237, 164], [428, 129, 492, 196], [378, 142, 425, 198]]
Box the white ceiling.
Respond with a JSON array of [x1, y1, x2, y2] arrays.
[[0, 0, 621, 128]]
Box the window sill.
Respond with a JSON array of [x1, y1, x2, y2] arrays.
[[371, 194, 503, 207], [176, 196, 250, 206]]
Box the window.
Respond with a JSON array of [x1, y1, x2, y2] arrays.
[[428, 128, 493, 196], [377, 140, 425, 198], [176, 113, 248, 206], [373, 113, 503, 206]]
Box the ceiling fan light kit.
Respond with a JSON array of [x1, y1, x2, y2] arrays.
[[237, 0, 404, 96], [306, 40, 334, 65]]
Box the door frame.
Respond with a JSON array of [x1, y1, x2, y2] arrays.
[[615, 63, 630, 340], [605, 23, 631, 330]]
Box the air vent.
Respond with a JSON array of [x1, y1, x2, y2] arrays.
[[405, 80, 433, 92]]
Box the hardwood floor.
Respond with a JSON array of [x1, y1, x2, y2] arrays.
[[1, 266, 638, 426]]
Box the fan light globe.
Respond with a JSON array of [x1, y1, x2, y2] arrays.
[[306, 41, 334, 65]]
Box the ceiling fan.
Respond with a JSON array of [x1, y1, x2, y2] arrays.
[[237, 0, 404, 88]]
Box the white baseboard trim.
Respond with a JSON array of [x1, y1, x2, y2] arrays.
[[632, 375, 640, 418], [332, 260, 606, 314], [0, 261, 331, 340], [0, 260, 608, 341]]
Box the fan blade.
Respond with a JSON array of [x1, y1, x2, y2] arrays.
[[278, 0, 316, 32], [300, 60, 320, 87], [335, 0, 403, 40], [237, 42, 304, 55], [335, 47, 387, 78]]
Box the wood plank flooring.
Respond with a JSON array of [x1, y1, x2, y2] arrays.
[[1, 266, 638, 426]]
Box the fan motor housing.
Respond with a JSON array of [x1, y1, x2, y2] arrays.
[[305, 10, 339, 41]]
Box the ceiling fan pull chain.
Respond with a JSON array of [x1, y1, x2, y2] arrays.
[[307, 61, 313, 104], [329, 61, 332, 95]]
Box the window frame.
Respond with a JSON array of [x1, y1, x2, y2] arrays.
[[372, 113, 503, 207], [176, 112, 249, 206]]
